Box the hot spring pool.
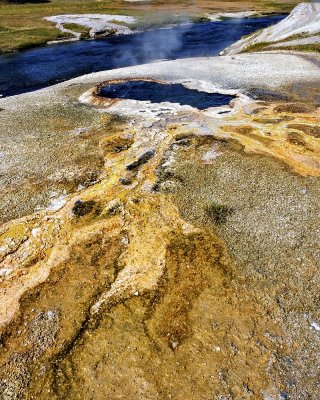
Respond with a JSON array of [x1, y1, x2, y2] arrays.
[[0, 15, 284, 97], [99, 81, 235, 109]]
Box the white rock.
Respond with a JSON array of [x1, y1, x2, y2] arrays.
[[207, 11, 258, 22], [46, 194, 67, 212], [45, 14, 136, 38], [311, 321, 320, 331], [202, 146, 222, 163], [222, 3, 320, 55]]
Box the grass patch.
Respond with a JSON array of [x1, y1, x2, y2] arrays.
[[262, 1, 298, 13], [276, 31, 320, 41], [191, 15, 211, 23], [62, 23, 91, 39], [274, 43, 320, 53], [242, 41, 273, 52], [0, 25, 73, 52], [0, 0, 301, 53], [242, 32, 320, 54], [0, 0, 145, 53]]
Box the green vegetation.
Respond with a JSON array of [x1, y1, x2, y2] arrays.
[[262, 1, 297, 12], [242, 41, 272, 53], [191, 15, 211, 23], [2, 0, 49, 3], [205, 202, 234, 225], [275, 43, 320, 53], [242, 30, 320, 54], [0, 0, 300, 54], [276, 31, 320, 41], [0, 0, 143, 53], [62, 23, 90, 39], [243, 39, 320, 54], [0, 24, 73, 52]]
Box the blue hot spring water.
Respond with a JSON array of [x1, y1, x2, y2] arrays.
[[99, 80, 235, 109], [0, 15, 284, 97]]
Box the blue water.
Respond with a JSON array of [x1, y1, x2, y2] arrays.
[[100, 80, 235, 109], [0, 15, 284, 97]]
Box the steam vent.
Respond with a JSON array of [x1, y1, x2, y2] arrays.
[[0, 1, 319, 399]]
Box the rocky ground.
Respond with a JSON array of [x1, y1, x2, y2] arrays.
[[0, 18, 320, 400]]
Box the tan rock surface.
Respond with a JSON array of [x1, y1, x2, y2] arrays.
[[0, 52, 319, 399]]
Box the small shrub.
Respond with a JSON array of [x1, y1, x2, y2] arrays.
[[205, 202, 234, 225], [72, 200, 96, 217], [192, 16, 211, 23], [62, 23, 91, 40], [242, 41, 272, 53]]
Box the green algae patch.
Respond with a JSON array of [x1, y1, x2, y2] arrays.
[[0, 222, 29, 242], [274, 103, 318, 114], [287, 131, 306, 147], [288, 123, 320, 138], [100, 134, 134, 155]]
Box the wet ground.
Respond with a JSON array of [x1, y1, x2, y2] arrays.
[[0, 13, 319, 399], [0, 94, 319, 399]]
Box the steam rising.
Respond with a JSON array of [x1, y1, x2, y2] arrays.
[[115, 23, 191, 66]]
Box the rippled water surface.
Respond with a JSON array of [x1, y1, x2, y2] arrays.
[[0, 15, 284, 97]]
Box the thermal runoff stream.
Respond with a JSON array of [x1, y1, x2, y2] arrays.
[[0, 15, 283, 97]]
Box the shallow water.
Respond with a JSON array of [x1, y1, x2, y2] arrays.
[[99, 80, 235, 109], [0, 15, 284, 97]]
